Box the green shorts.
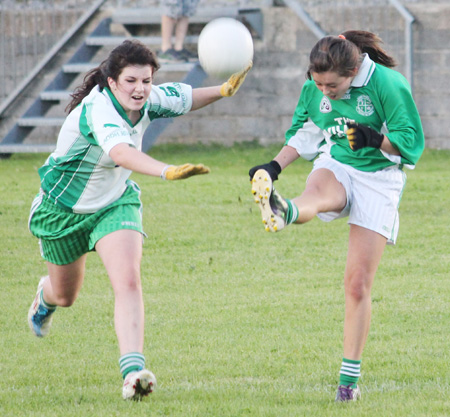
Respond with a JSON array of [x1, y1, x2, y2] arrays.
[[29, 182, 145, 265]]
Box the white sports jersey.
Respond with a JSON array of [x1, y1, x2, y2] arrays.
[[39, 82, 192, 213]]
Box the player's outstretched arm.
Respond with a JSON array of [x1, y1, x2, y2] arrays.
[[109, 143, 210, 180], [191, 86, 223, 110]]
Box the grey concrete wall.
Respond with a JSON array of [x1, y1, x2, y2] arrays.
[[2, 1, 448, 149], [157, 2, 450, 149], [409, 2, 450, 149]]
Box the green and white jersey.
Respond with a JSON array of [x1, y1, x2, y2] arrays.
[[39, 82, 192, 213], [285, 54, 424, 171]]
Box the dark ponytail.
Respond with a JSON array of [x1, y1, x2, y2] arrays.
[[341, 30, 397, 68], [66, 39, 160, 113], [66, 67, 106, 113], [307, 30, 396, 80]]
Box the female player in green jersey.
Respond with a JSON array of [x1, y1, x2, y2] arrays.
[[27, 39, 251, 400], [249, 30, 424, 402]]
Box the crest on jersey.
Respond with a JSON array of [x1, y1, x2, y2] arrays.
[[356, 95, 374, 116], [320, 96, 332, 113]]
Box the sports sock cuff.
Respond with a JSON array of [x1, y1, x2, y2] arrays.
[[343, 357, 361, 364], [286, 199, 299, 224], [339, 358, 361, 387], [119, 352, 145, 379], [40, 290, 56, 310]]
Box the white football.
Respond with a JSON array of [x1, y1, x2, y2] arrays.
[[198, 18, 254, 79]]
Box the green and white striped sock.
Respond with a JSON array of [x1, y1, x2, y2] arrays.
[[339, 358, 361, 388], [119, 352, 146, 379], [285, 199, 299, 224], [40, 290, 56, 311]]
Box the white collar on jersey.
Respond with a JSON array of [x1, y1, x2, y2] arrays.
[[351, 53, 376, 87]]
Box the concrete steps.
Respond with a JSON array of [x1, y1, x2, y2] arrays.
[[0, 5, 261, 154]]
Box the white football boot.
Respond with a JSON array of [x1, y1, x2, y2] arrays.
[[251, 168, 289, 232], [122, 369, 157, 400]]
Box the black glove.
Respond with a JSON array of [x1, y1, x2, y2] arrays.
[[346, 122, 384, 151], [249, 160, 282, 181]]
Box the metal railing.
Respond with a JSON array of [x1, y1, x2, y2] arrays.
[[0, 0, 270, 107], [0, 0, 417, 109], [0, 0, 97, 104], [112, 0, 272, 6]]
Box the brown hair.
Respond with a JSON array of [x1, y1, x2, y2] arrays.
[[307, 30, 396, 80], [66, 39, 160, 113]]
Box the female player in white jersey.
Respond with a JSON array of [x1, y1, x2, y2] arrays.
[[249, 30, 424, 402], [27, 39, 251, 400]]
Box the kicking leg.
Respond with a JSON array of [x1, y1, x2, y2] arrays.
[[252, 167, 346, 232]]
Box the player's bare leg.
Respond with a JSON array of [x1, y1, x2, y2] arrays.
[[343, 225, 385, 359], [96, 229, 145, 354], [335, 225, 386, 402], [45, 256, 87, 306], [28, 256, 87, 337]]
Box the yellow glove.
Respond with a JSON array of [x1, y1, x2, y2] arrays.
[[220, 61, 253, 97], [162, 163, 210, 180]]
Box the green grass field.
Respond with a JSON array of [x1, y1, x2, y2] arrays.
[[1, 143, 449, 416]]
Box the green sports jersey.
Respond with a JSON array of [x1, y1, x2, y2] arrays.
[[285, 54, 424, 171], [39, 82, 192, 213]]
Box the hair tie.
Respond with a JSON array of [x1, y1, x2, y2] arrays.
[[338, 34, 346, 40]]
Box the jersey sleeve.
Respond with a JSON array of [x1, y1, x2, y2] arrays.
[[147, 82, 193, 120], [375, 70, 424, 167], [285, 83, 325, 161]]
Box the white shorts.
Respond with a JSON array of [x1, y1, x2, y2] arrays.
[[310, 154, 407, 245]]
